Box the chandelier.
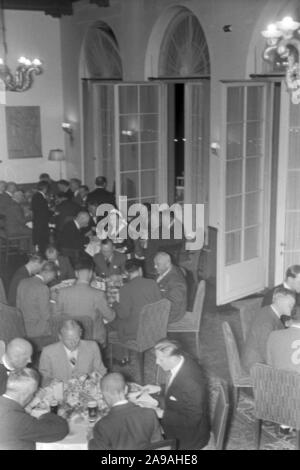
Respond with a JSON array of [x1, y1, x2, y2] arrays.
[[0, 4, 43, 92], [262, 16, 300, 104]]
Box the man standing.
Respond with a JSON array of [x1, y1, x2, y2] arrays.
[[87, 176, 116, 209], [144, 339, 210, 450], [16, 261, 57, 338], [0, 338, 33, 395], [58, 211, 91, 265], [31, 181, 52, 254], [8, 253, 45, 306], [89, 372, 162, 450], [94, 239, 126, 278], [70, 178, 82, 205], [39, 320, 107, 385], [0, 368, 68, 450], [267, 309, 300, 373], [242, 287, 296, 373], [154, 252, 187, 323]]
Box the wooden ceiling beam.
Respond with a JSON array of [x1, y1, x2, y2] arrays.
[[2, 0, 109, 18]]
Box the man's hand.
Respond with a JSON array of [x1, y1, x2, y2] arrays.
[[155, 407, 164, 418]]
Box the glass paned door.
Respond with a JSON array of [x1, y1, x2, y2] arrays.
[[217, 83, 268, 304]]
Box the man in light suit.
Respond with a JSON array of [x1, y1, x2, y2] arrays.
[[0, 368, 68, 450], [154, 252, 187, 323], [54, 258, 115, 346], [144, 339, 210, 450], [89, 372, 162, 450], [39, 320, 107, 386], [16, 261, 57, 338], [94, 238, 126, 278], [0, 338, 33, 395], [8, 253, 45, 306]]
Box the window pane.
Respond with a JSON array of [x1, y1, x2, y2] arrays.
[[288, 129, 300, 169], [226, 231, 241, 265], [245, 192, 260, 226], [140, 86, 158, 113], [121, 172, 139, 199], [226, 196, 242, 231], [286, 172, 300, 210], [284, 212, 300, 251], [120, 144, 138, 171], [120, 115, 139, 143], [119, 86, 138, 114], [141, 143, 158, 170], [246, 157, 261, 192], [246, 122, 262, 156], [141, 171, 157, 198], [226, 160, 242, 196], [140, 115, 158, 142], [227, 87, 244, 122], [227, 123, 243, 160], [247, 87, 263, 121], [244, 226, 259, 260]]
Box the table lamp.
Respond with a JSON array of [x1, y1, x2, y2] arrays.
[[48, 149, 65, 179]]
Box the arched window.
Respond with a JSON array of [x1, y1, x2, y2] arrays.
[[158, 10, 210, 77], [83, 22, 122, 79]]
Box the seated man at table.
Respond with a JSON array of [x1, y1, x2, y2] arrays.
[[0, 338, 33, 395], [45, 245, 75, 284], [110, 259, 161, 344], [0, 368, 68, 450], [39, 320, 107, 386], [8, 252, 45, 306], [88, 372, 162, 450], [94, 238, 126, 278], [54, 258, 115, 347], [144, 339, 210, 450], [154, 252, 187, 323], [16, 261, 58, 338], [261, 264, 300, 308], [242, 286, 296, 373]]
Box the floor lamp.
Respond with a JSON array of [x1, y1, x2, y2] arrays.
[[48, 149, 65, 179]]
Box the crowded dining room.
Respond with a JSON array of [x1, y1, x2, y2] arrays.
[[0, 0, 300, 452]]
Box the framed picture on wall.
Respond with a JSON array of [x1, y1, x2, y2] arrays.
[[6, 106, 42, 159]]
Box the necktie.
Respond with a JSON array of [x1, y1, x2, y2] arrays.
[[69, 355, 76, 368], [106, 258, 111, 269]]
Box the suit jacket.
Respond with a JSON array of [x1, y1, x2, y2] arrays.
[[3, 200, 31, 237], [39, 340, 107, 385], [87, 187, 116, 208], [161, 356, 210, 450], [242, 305, 285, 373], [0, 396, 68, 450], [54, 282, 115, 345], [58, 220, 89, 252], [8, 265, 30, 307], [267, 326, 300, 374], [113, 277, 161, 342], [16, 276, 53, 338], [0, 192, 13, 216], [31, 192, 51, 247], [94, 251, 126, 278], [73, 191, 83, 206], [0, 363, 9, 395], [55, 255, 75, 283], [262, 283, 300, 307], [89, 402, 162, 450], [157, 266, 187, 323], [54, 200, 81, 232]]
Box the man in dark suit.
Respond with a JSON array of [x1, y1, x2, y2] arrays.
[[53, 192, 81, 233], [58, 211, 91, 265], [45, 246, 74, 283], [0, 338, 33, 395], [89, 372, 162, 450], [242, 287, 296, 373], [39, 173, 58, 198], [8, 253, 45, 306], [57, 179, 73, 200], [70, 178, 83, 205], [31, 181, 52, 254], [87, 176, 116, 209], [111, 259, 161, 343], [0, 368, 68, 450], [154, 252, 187, 323], [94, 239, 126, 278], [144, 339, 210, 450], [262, 264, 300, 308]]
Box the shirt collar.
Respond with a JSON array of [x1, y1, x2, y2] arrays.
[[290, 323, 300, 329], [63, 345, 79, 359], [35, 274, 44, 283], [157, 266, 171, 284], [38, 191, 46, 199], [169, 355, 184, 386], [270, 304, 281, 319], [74, 219, 80, 230], [1, 355, 14, 371], [112, 399, 128, 407]]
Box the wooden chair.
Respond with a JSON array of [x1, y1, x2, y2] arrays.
[[108, 299, 171, 384], [251, 363, 300, 449], [203, 381, 230, 450], [222, 321, 252, 408], [232, 297, 262, 342], [144, 439, 177, 450], [167, 280, 206, 358]]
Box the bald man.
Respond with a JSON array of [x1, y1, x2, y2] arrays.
[[0, 338, 33, 395], [154, 252, 187, 323], [89, 372, 162, 450]]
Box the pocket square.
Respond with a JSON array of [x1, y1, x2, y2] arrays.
[[169, 396, 177, 401]]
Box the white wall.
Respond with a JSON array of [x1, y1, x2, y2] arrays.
[[0, 10, 65, 183]]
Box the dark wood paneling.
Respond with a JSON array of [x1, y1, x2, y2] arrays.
[[2, 0, 109, 17]]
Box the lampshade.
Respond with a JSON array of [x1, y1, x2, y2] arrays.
[[48, 149, 65, 162]]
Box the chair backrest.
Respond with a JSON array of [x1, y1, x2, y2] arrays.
[[250, 363, 300, 429], [191, 280, 206, 329], [144, 439, 177, 450], [50, 315, 94, 340], [0, 302, 26, 342], [222, 321, 244, 385], [136, 299, 171, 352], [0, 278, 7, 304], [0, 339, 5, 358], [211, 381, 230, 450], [233, 298, 262, 342]]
